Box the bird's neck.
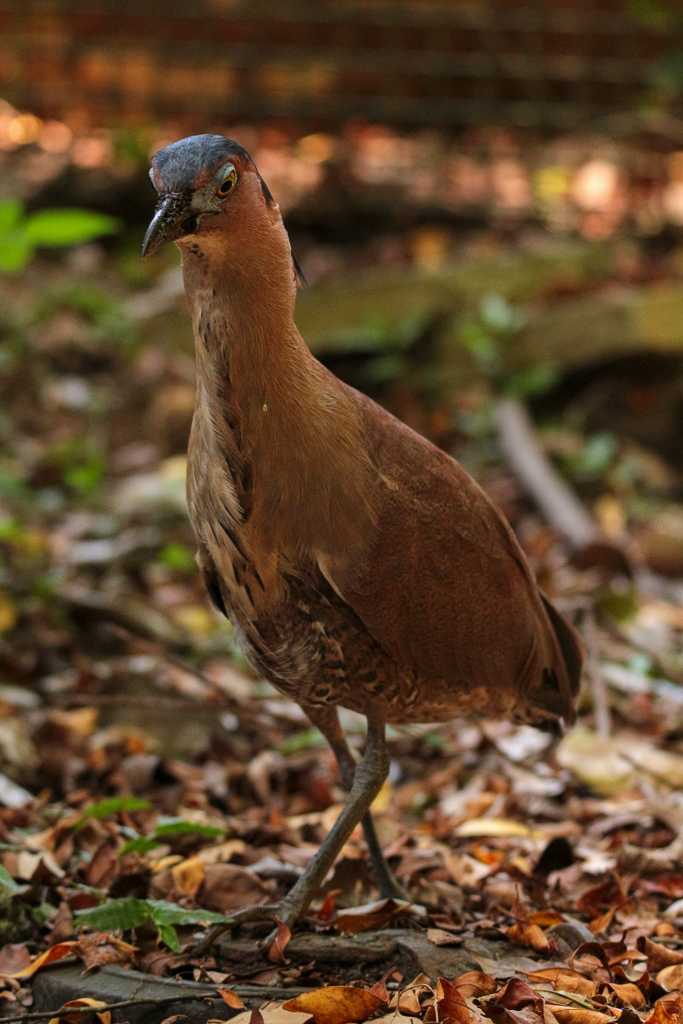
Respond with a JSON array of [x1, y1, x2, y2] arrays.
[[181, 240, 375, 557]]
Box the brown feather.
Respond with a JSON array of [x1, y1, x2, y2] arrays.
[[173, 158, 582, 730]]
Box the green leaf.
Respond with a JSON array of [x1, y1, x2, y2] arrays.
[[75, 897, 151, 932], [152, 818, 224, 840], [24, 209, 119, 248], [158, 543, 195, 573], [0, 864, 27, 900], [76, 796, 151, 828], [119, 835, 160, 856], [0, 200, 23, 232], [280, 728, 326, 754], [75, 897, 235, 951], [119, 817, 224, 857], [0, 233, 33, 273]]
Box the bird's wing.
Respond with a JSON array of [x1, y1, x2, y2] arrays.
[[320, 388, 581, 725]]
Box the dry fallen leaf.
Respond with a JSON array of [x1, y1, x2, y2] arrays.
[[645, 993, 683, 1024], [427, 928, 462, 947], [436, 977, 474, 1024], [75, 932, 137, 972], [218, 989, 246, 1010], [217, 1011, 312, 1024], [657, 965, 683, 993], [48, 997, 111, 1024], [453, 972, 497, 999], [507, 921, 551, 953], [527, 969, 596, 998], [0, 943, 31, 976], [200, 862, 270, 912], [548, 1009, 616, 1024], [268, 921, 292, 963], [171, 855, 205, 897], [283, 985, 386, 1024], [334, 898, 414, 934], [606, 983, 646, 1009], [638, 937, 683, 972], [454, 817, 534, 838], [7, 942, 77, 979]]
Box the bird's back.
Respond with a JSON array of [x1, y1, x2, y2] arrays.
[[317, 382, 582, 730]]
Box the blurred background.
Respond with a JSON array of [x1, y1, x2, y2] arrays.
[[0, 0, 683, 973]]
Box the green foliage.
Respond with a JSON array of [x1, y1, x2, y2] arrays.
[[76, 796, 152, 828], [157, 543, 196, 574], [48, 439, 107, 499], [459, 292, 556, 398], [120, 817, 225, 856], [75, 897, 233, 951], [564, 432, 618, 483], [0, 200, 119, 274], [280, 727, 326, 754], [0, 865, 27, 902]]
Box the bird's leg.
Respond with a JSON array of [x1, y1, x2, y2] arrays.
[[191, 716, 392, 958], [306, 705, 406, 900], [273, 715, 389, 928]]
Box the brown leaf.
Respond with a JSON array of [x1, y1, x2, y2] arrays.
[[75, 932, 137, 972], [7, 942, 77, 979], [638, 937, 683, 972], [397, 986, 427, 1016], [605, 983, 645, 1009], [528, 911, 566, 928], [547, 1010, 615, 1024], [657, 965, 683, 993], [436, 977, 473, 1024], [317, 889, 341, 923], [268, 921, 292, 963], [218, 989, 246, 1010], [334, 898, 412, 934], [495, 979, 545, 1011], [427, 928, 463, 947], [645, 994, 683, 1024], [0, 944, 31, 976], [47, 997, 111, 1024], [220, 1013, 312, 1024], [507, 922, 550, 953], [85, 841, 119, 889], [589, 907, 616, 935], [526, 970, 595, 998], [283, 985, 386, 1024], [171, 856, 205, 897], [200, 863, 269, 913], [453, 973, 498, 999]]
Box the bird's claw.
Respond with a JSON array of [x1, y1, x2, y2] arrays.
[[190, 903, 284, 958]]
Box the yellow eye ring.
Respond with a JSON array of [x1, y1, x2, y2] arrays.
[[217, 165, 237, 196]]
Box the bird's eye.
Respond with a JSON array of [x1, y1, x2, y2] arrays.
[[217, 164, 238, 196]]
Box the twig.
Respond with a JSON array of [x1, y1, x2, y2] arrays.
[[0, 984, 315, 1023], [584, 616, 611, 738], [0, 995, 212, 1023], [494, 397, 600, 550]]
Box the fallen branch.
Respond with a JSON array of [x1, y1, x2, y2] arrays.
[[0, 995, 211, 1024], [4, 985, 315, 1023], [494, 397, 600, 550]]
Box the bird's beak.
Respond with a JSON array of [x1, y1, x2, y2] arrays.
[[141, 193, 194, 257]]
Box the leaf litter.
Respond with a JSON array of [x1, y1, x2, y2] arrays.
[[0, 118, 682, 1023]]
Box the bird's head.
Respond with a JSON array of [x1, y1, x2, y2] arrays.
[[142, 134, 291, 270]]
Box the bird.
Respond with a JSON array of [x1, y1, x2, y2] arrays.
[[142, 133, 583, 937]]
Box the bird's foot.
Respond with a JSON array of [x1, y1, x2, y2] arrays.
[[376, 872, 410, 902], [189, 903, 284, 958]]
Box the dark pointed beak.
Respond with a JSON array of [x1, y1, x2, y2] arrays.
[[141, 193, 195, 257]]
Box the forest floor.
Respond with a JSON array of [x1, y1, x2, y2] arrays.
[[0, 119, 682, 1024]]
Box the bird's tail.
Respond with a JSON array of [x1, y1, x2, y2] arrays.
[[526, 595, 583, 732]]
